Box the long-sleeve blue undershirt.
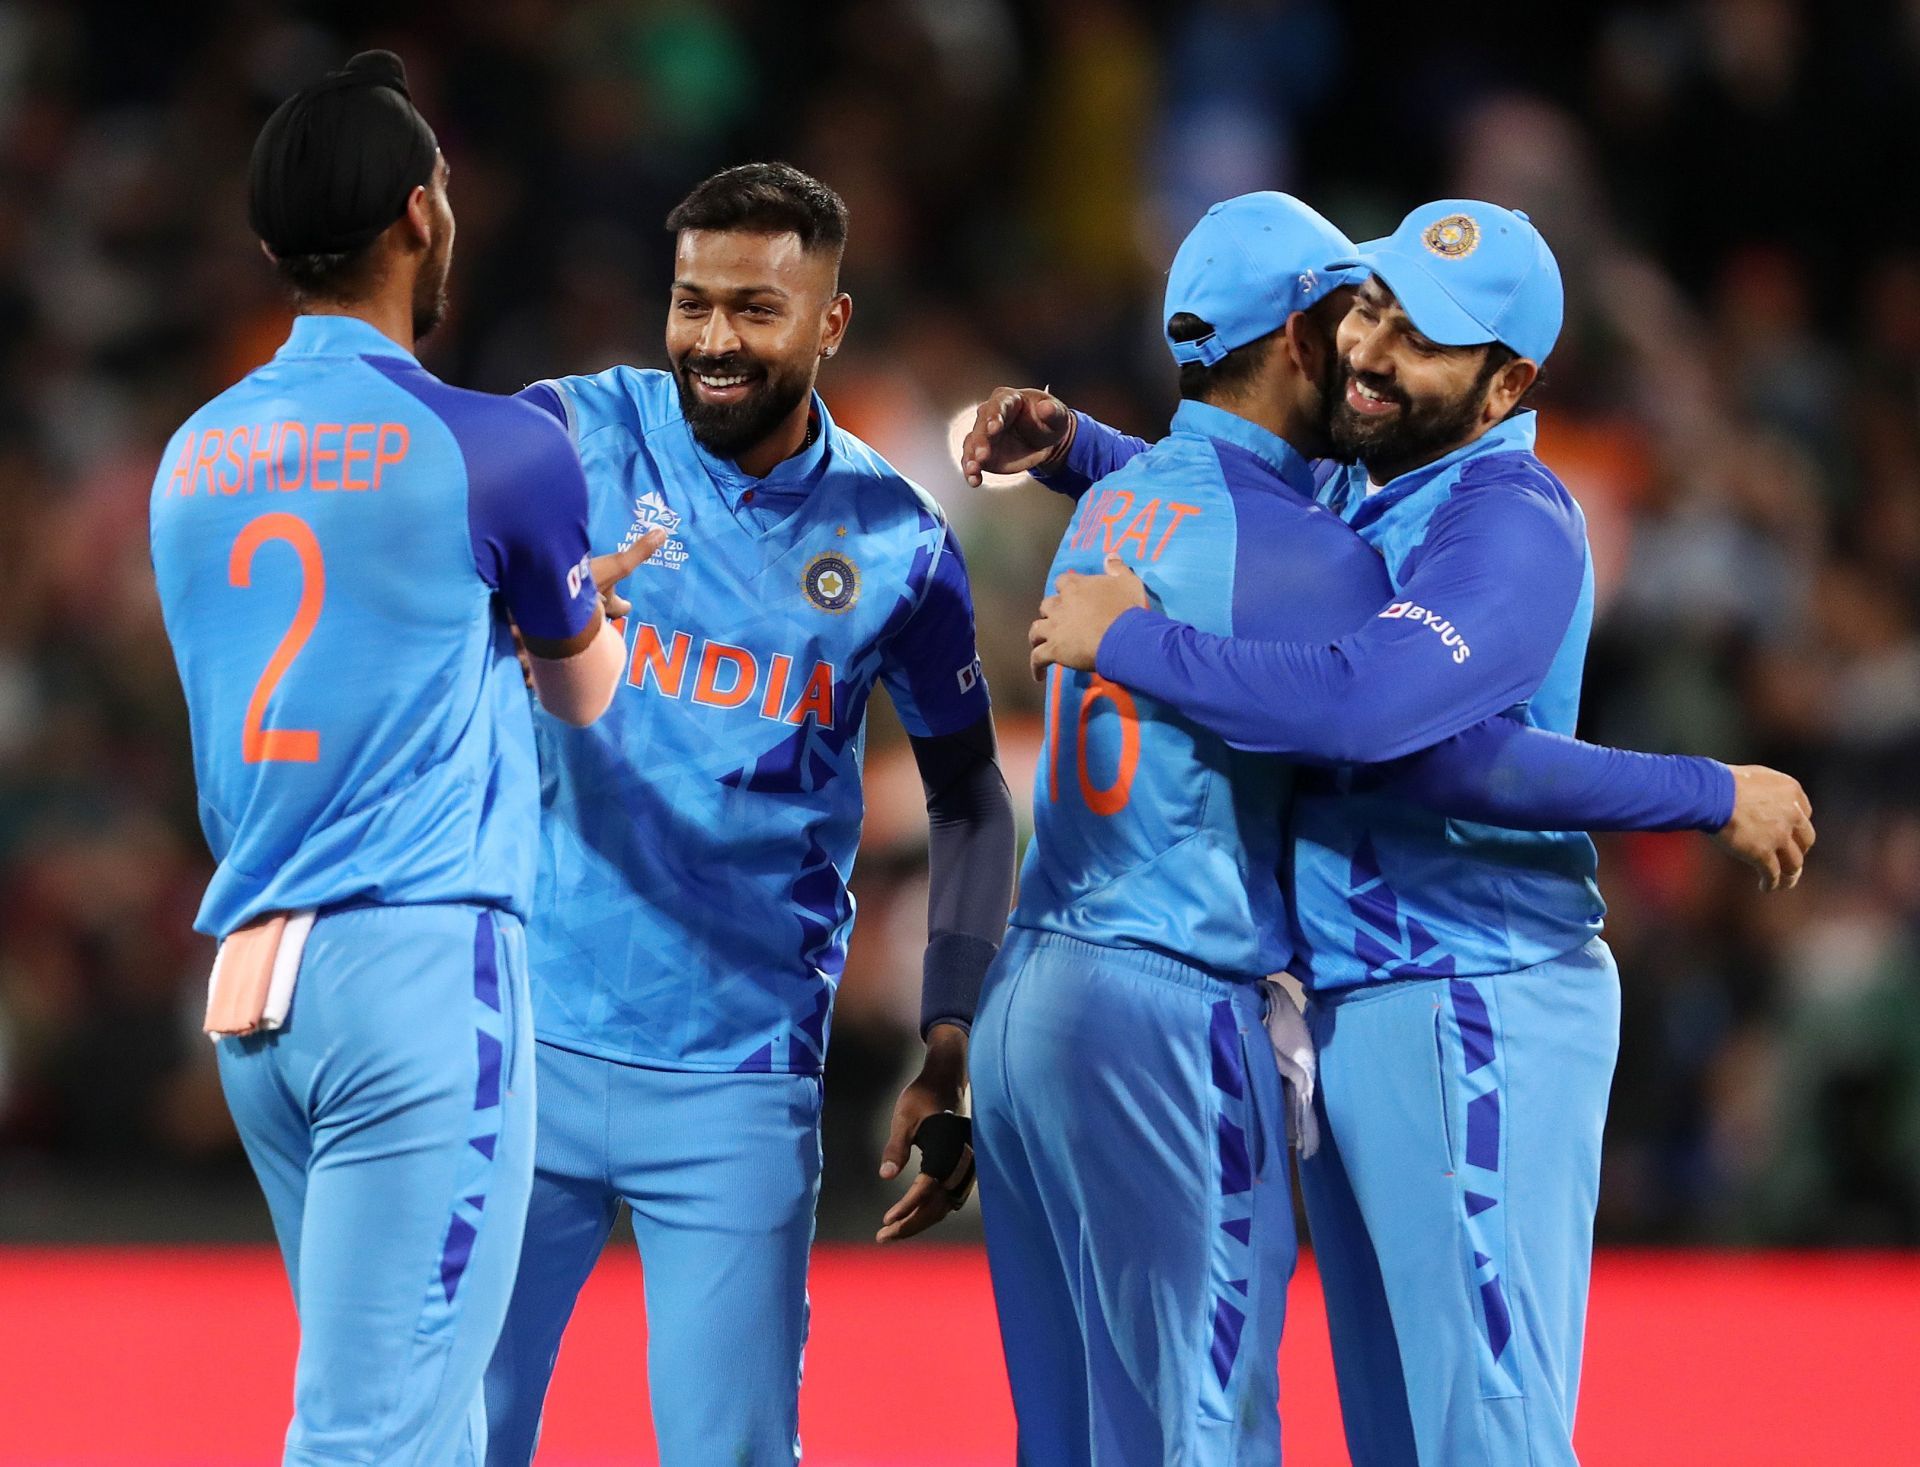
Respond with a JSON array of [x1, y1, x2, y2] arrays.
[[1367, 717, 1731, 832], [1048, 409, 1733, 835]]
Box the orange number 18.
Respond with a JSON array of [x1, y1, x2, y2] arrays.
[[228, 512, 325, 764], [1044, 666, 1140, 816]]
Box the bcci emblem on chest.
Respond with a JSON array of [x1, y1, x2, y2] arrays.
[[803, 551, 860, 613]]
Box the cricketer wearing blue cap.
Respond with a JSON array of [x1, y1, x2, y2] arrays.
[[1017, 198, 1816, 1466], [969, 194, 1780, 1467]]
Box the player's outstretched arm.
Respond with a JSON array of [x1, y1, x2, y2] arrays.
[[1365, 717, 1816, 891], [876, 714, 1016, 1242], [522, 530, 667, 725], [958, 387, 1149, 496], [473, 404, 646, 727], [1025, 525, 1817, 887]]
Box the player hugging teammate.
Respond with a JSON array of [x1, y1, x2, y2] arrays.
[[154, 46, 1815, 1467], [964, 198, 1813, 1465]]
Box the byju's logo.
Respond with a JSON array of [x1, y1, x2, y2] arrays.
[[1379, 600, 1472, 663]]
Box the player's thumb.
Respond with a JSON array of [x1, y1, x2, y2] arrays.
[[1104, 554, 1128, 576]]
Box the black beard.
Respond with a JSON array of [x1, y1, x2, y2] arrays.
[[1307, 344, 1349, 461], [1328, 359, 1491, 474], [413, 280, 449, 341], [413, 244, 451, 341], [675, 354, 812, 459]]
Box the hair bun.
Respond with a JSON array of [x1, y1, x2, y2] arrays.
[[341, 50, 410, 95]]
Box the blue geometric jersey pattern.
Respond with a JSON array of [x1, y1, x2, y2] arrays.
[[1011, 401, 1396, 981], [149, 315, 597, 939], [1062, 408, 1612, 991], [1290, 413, 1604, 989], [517, 368, 991, 1074]]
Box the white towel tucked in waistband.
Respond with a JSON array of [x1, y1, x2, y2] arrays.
[[204, 909, 315, 1040], [1259, 976, 1320, 1160]]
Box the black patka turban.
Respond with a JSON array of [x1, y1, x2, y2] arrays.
[[248, 50, 438, 258]]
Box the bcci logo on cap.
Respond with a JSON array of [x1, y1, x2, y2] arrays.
[[803, 552, 860, 613], [1422, 214, 1480, 260]]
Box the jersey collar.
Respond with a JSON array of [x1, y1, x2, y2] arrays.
[[1344, 410, 1539, 527], [1171, 400, 1316, 498], [274, 313, 418, 362], [690, 390, 834, 514]]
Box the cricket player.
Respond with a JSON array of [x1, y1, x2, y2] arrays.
[[471, 164, 1016, 1465], [149, 53, 645, 1466], [1015, 201, 1814, 1464], [965, 193, 1809, 1467]]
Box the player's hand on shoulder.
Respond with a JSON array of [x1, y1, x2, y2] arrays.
[[1029, 555, 1150, 680], [1712, 764, 1815, 891], [590, 527, 668, 620], [959, 386, 1075, 487], [876, 1025, 971, 1243]]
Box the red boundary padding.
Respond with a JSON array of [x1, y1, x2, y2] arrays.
[[1, 1246, 1914, 1463]]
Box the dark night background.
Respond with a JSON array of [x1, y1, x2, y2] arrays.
[[1, 0, 1917, 1248]]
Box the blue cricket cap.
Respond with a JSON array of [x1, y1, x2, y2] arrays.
[[1163, 192, 1362, 366], [1327, 199, 1563, 363]]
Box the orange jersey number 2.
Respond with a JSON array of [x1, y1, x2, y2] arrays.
[[229, 512, 325, 764]]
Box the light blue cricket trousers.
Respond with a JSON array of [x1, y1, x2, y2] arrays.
[[1300, 938, 1621, 1467], [972, 929, 1297, 1467], [473, 1041, 823, 1467], [218, 903, 536, 1467]]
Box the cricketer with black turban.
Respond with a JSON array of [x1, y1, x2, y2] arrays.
[[148, 51, 653, 1466]]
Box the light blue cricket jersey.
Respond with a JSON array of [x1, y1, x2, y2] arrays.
[[518, 368, 991, 1074], [1012, 401, 1394, 980], [150, 315, 597, 939], [1289, 414, 1604, 987], [1093, 411, 1606, 989], [1052, 408, 1665, 992]]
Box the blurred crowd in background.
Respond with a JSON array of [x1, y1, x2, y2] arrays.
[[1, 0, 1917, 1246]]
